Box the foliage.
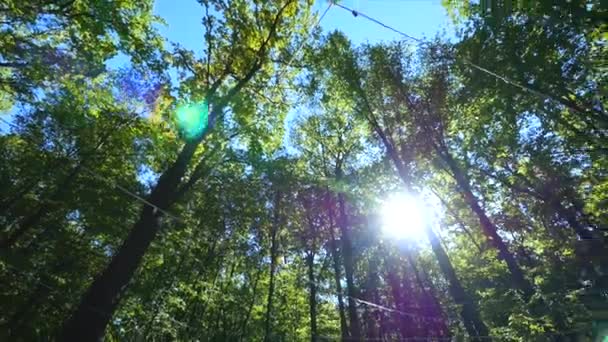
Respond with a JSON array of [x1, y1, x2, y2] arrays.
[[0, 1, 605, 341]]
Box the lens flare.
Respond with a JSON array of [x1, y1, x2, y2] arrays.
[[175, 100, 208, 140]]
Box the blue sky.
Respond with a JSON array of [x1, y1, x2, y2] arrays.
[[153, 0, 454, 53]]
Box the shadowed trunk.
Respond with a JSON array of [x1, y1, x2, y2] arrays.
[[328, 208, 349, 339], [306, 251, 318, 342], [58, 3, 290, 336], [337, 191, 361, 340], [426, 227, 489, 340], [56, 8, 288, 334], [264, 191, 281, 342], [406, 254, 451, 338], [238, 269, 261, 341], [359, 97, 490, 340], [59, 140, 200, 340], [440, 149, 534, 298], [386, 269, 414, 339]]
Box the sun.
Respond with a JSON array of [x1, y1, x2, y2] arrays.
[[380, 193, 428, 241]]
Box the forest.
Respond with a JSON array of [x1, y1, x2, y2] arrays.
[[0, 0, 606, 341]]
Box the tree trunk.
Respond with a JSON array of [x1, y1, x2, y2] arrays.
[[363, 262, 381, 341], [57, 36, 272, 335], [326, 191, 349, 339], [426, 227, 489, 340], [406, 253, 451, 338], [337, 192, 361, 341], [58, 140, 200, 341], [360, 105, 489, 340], [440, 150, 534, 298], [264, 191, 281, 342], [306, 251, 318, 342], [356, 77, 489, 340], [238, 269, 261, 341], [328, 217, 349, 339], [386, 269, 413, 339]]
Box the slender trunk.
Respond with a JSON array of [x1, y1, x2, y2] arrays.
[[405, 253, 450, 338], [440, 150, 534, 298], [362, 107, 489, 340], [426, 227, 489, 340], [326, 191, 349, 339], [432, 188, 484, 253], [306, 251, 318, 342], [180, 233, 230, 339], [357, 76, 488, 340], [482, 167, 595, 240], [59, 140, 200, 341], [218, 262, 238, 341], [303, 197, 319, 342], [264, 191, 281, 342], [143, 253, 189, 337], [182, 257, 225, 338], [238, 269, 261, 341], [198, 236, 237, 335], [386, 270, 412, 339], [550, 197, 596, 240], [363, 264, 381, 341], [362, 303, 376, 341], [337, 192, 361, 341], [328, 218, 349, 339]]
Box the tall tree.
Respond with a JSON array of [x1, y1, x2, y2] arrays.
[[59, 1, 313, 339], [307, 31, 491, 339]]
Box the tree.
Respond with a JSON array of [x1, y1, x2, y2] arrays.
[[307, 31, 491, 339], [59, 1, 314, 339]]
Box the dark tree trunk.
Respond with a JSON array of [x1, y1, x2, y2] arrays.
[[329, 218, 349, 340], [387, 255, 431, 340], [361, 109, 489, 339], [406, 253, 450, 338], [337, 192, 361, 341], [306, 251, 318, 342], [58, 140, 200, 341], [440, 150, 534, 298], [426, 227, 489, 340], [326, 191, 350, 340], [57, 23, 275, 334], [363, 262, 381, 341], [386, 270, 413, 339], [264, 191, 281, 342], [353, 63, 491, 340], [238, 269, 261, 341]]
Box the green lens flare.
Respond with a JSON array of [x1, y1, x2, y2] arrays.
[[175, 100, 208, 140]]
